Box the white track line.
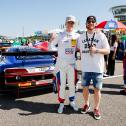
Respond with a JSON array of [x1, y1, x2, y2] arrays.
[[77, 74, 123, 83], [103, 74, 123, 79]]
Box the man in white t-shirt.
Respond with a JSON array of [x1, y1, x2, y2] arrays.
[[49, 15, 80, 113], [77, 16, 110, 120]]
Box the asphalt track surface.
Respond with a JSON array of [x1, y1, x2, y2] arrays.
[[0, 60, 126, 126]]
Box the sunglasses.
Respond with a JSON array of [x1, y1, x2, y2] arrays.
[[67, 21, 75, 24], [87, 20, 96, 24]]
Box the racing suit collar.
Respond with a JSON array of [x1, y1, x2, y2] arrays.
[[65, 31, 74, 36]]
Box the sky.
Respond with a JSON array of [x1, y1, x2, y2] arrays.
[[0, 0, 125, 37]]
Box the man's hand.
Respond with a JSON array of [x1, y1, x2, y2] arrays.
[[49, 33, 57, 42], [89, 46, 97, 54]]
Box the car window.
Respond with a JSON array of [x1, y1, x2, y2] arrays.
[[16, 55, 51, 60], [16, 47, 52, 60], [6, 47, 53, 60], [0, 42, 11, 47]]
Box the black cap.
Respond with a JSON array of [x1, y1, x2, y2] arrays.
[[86, 16, 96, 23]]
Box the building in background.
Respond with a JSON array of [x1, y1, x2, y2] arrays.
[[110, 5, 126, 25]]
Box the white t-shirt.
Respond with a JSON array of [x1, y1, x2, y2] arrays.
[[77, 30, 110, 73], [110, 42, 118, 51], [49, 30, 80, 65]]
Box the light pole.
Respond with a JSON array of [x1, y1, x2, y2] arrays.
[[22, 26, 24, 37]]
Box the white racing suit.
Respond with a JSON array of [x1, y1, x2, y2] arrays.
[[50, 31, 79, 103]]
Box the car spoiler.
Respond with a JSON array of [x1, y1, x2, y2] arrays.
[[0, 51, 57, 56]]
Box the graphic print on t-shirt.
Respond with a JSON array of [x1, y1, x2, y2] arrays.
[[81, 34, 99, 54]]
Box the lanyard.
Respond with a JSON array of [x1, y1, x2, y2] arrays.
[[86, 31, 95, 48]]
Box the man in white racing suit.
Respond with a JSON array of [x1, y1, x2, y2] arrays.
[[49, 15, 80, 113]]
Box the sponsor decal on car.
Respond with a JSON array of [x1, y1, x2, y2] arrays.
[[36, 79, 53, 85], [26, 67, 49, 73]]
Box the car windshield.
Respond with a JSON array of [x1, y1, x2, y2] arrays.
[[7, 46, 52, 60], [0, 42, 11, 47]]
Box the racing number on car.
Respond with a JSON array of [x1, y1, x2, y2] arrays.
[[38, 67, 48, 72], [39, 67, 44, 71]]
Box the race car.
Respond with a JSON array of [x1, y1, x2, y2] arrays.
[[0, 46, 57, 96]]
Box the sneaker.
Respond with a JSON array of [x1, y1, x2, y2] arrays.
[[120, 89, 126, 95], [69, 101, 78, 111], [103, 73, 109, 77], [93, 109, 101, 120], [81, 104, 90, 114], [57, 103, 64, 114]]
